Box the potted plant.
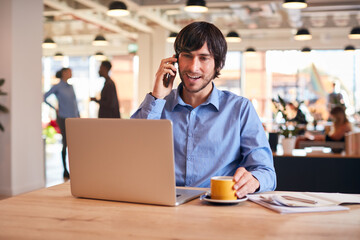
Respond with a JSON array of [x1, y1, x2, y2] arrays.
[[272, 95, 301, 154], [0, 78, 9, 132]]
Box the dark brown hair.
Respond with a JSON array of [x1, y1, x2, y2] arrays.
[[330, 106, 348, 124], [174, 21, 227, 79], [101, 60, 112, 71], [55, 67, 70, 79]]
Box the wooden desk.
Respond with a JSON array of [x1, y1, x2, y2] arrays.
[[1, 183, 360, 239]]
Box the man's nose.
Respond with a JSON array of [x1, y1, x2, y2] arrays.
[[189, 57, 200, 72]]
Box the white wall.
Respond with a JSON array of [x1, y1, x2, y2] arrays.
[[0, 0, 44, 196], [136, 26, 171, 106]]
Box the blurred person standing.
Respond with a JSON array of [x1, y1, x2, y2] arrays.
[[90, 61, 121, 118], [328, 82, 345, 111], [44, 67, 79, 179]]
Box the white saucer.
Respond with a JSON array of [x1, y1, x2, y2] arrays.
[[200, 193, 248, 205]]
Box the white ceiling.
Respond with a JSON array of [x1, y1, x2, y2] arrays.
[[43, 0, 360, 56]]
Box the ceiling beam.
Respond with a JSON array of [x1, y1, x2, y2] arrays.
[[74, 0, 153, 33], [43, 0, 138, 40], [137, 8, 181, 33]]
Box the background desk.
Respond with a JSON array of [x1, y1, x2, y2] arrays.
[[1, 182, 360, 239], [274, 151, 360, 193]]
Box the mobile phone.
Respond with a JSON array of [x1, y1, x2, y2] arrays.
[[163, 54, 178, 88]]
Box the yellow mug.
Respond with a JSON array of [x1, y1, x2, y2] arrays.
[[210, 176, 237, 200]]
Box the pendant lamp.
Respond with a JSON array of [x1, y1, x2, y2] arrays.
[[94, 52, 107, 61], [184, 0, 208, 13], [344, 45, 355, 52], [294, 28, 312, 40], [167, 32, 178, 43], [282, 0, 307, 9], [92, 35, 108, 46], [42, 37, 57, 49], [245, 47, 256, 55], [301, 47, 311, 52], [226, 31, 241, 43], [349, 26, 360, 39], [107, 1, 130, 17], [54, 52, 64, 60]]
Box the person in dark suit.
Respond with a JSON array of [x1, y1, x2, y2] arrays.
[[91, 61, 121, 118]]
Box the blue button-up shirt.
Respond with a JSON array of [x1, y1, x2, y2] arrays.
[[131, 83, 276, 192], [44, 80, 80, 118]]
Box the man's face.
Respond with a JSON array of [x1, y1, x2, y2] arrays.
[[178, 42, 216, 95], [98, 64, 106, 77]]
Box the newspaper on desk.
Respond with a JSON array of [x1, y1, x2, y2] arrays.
[[247, 192, 360, 214]]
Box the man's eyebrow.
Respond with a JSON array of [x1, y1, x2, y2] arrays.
[[181, 52, 212, 57]]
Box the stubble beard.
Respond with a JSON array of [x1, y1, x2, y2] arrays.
[[179, 69, 215, 94]]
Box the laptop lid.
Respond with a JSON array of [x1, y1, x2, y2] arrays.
[[66, 118, 204, 206]]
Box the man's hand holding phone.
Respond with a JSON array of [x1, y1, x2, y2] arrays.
[[152, 55, 178, 99]]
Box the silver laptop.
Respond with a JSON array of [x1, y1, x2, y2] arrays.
[[66, 118, 205, 206]]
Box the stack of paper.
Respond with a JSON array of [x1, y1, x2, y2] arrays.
[[248, 192, 360, 214]]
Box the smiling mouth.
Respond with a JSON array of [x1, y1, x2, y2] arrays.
[[186, 73, 201, 80]]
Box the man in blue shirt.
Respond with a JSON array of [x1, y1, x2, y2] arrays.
[[132, 22, 276, 198]]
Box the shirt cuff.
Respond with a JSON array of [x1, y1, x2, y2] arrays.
[[250, 170, 276, 193], [138, 93, 166, 119]]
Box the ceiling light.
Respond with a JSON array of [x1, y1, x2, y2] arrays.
[[226, 31, 241, 43], [245, 47, 256, 55], [92, 35, 108, 46], [167, 32, 178, 43], [94, 52, 107, 61], [294, 28, 312, 41], [42, 37, 57, 49], [349, 26, 360, 39], [301, 47, 311, 52], [301, 47, 311, 53], [53, 52, 64, 60], [107, 1, 129, 17], [282, 0, 307, 9], [344, 45, 355, 52], [184, 0, 208, 13]]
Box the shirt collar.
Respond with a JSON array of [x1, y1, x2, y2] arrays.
[[170, 82, 220, 111], [59, 80, 70, 87]]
